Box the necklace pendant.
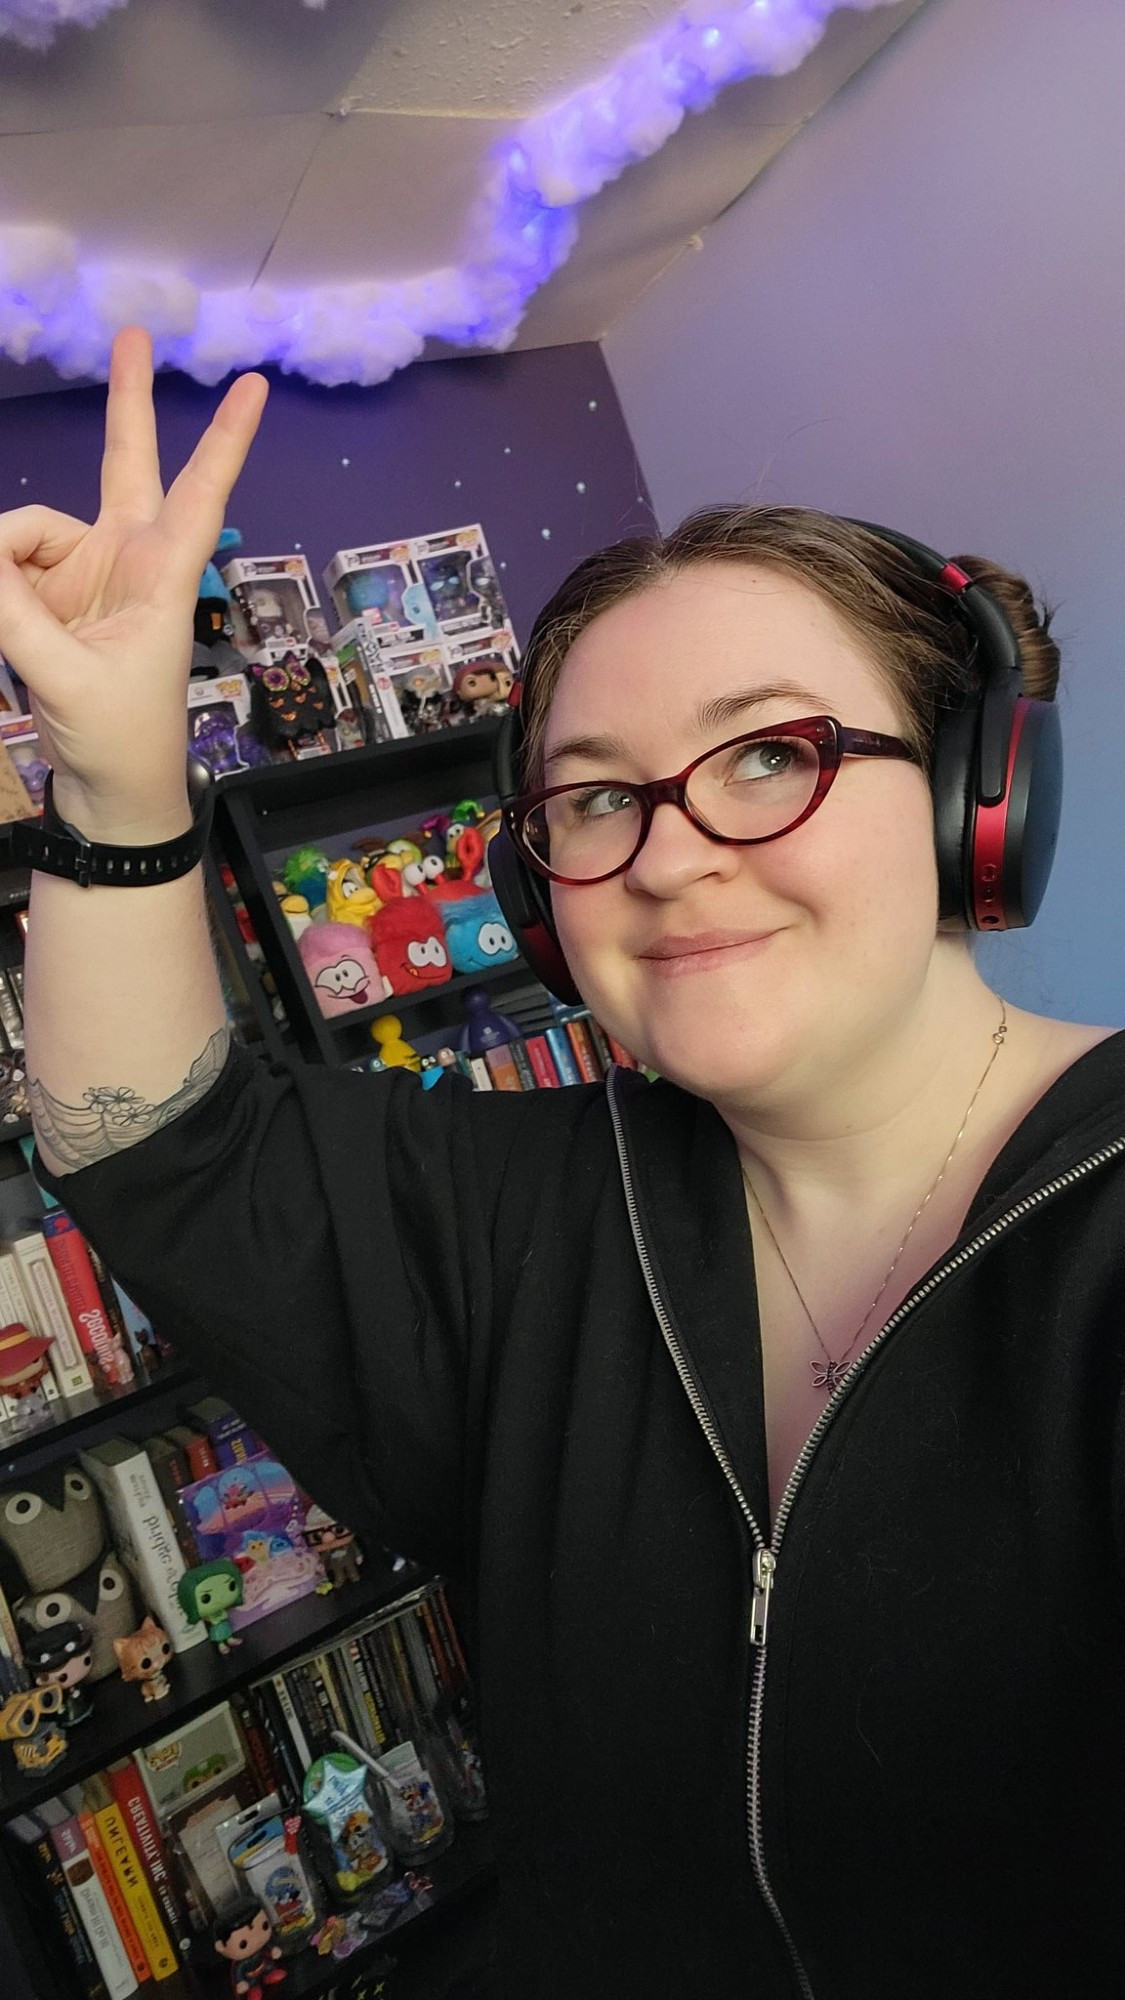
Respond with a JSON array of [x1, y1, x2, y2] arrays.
[[811, 1358, 847, 1391]]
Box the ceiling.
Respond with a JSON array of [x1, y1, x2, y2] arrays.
[[0, 0, 927, 398]]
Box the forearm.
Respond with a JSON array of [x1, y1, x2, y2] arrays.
[[24, 847, 230, 1178]]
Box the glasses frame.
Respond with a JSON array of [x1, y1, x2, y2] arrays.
[[505, 714, 918, 886]]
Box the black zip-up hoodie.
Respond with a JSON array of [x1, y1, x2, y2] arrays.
[[40, 1030, 1125, 1999]]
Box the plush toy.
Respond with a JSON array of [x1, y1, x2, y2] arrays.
[[324, 859, 378, 929], [436, 891, 519, 975], [369, 1017, 420, 1072], [369, 897, 451, 996], [113, 1615, 173, 1702], [249, 650, 334, 749], [275, 887, 312, 942], [281, 846, 330, 909], [299, 923, 383, 1017], [16, 1546, 137, 1681], [0, 1466, 106, 1594]]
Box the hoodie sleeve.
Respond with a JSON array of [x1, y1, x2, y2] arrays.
[[33, 1040, 539, 1576]]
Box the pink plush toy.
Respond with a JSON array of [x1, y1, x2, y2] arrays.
[[298, 922, 384, 1016]]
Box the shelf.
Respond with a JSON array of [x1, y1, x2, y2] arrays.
[[152, 1825, 495, 2000], [214, 718, 503, 820], [0, 1361, 199, 1472], [0, 1559, 426, 1821]]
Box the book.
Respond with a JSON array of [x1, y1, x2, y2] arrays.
[[78, 1438, 205, 1652], [467, 1056, 492, 1090], [483, 1043, 522, 1092], [7, 1813, 110, 2000], [268, 1669, 313, 1772], [524, 1034, 561, 1088], [605, 1033, 640, 1070], [587, 1018, 614, 1073], [565, 1017, 602, 1084], [41, 1211, 134, 1390], [106, 1760, 190, 1959], [184, 1395, 264, 1467], [163, 1423, 218, 1481], [243, 1680, 303, 1809], [76, 1808, 150, 1984], [8, 1231, 93, 1397], [49, 1816, 138, 2000], [228, 1687, 286, 1806], [85, 1243, 141, 1379], [141, 1435, 202, 1570], [90, 1787, 178, 1980], [544, 1024, 580, 1086], [507, 1038, 537, 1092]]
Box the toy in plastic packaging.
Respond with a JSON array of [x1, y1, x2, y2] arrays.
[[228, 1812, 321, 1953], [330, 1730, 453, 1865], [301, 1752, 396, 1904]]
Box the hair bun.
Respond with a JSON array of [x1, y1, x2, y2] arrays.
[[951, 556, 1060, 701]]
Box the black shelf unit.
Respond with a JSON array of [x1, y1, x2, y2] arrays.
[[0, 1359, 199, 1474], [210, 720, 535, 1066]]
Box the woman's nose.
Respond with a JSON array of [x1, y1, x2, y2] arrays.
[[624, 798, 743, 898]]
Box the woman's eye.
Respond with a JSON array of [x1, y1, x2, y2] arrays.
[[574, 786, 634, 819], [730, 739, 796, 781]]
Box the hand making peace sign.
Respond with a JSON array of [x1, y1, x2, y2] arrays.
[[0, 328, 268, 839]]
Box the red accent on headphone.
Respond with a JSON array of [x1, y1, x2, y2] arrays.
[[938, 561, 974, 593], [971, 701, 1027, 930], [508, 681, 524, 709]]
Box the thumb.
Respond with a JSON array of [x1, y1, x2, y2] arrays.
[[0, 556, 78, 698]]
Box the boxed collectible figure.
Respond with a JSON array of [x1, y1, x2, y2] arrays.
[[187, 674, 268, 778], [332, 619, 411, 744], [323, 540, 437, 636], [173, 1453, 324, 1632], [0, 719, 48, 814], [409, 525, 511, 637], [221, 554, 327, 656], [378, 640, 459, 734]]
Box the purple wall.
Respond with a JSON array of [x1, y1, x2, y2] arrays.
[[0, 343, 652, 648]]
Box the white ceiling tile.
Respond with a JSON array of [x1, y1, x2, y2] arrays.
[[258, 111, 513, 288], [0, 117, 323, 288]]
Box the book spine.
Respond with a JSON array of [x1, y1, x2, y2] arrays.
[[28, 1831, 110, 2000], [247, 1681, 304, 1807], [270, 1670, 312, 1774], [77, 1811, 150, 1984], [84, 1244, 139, 1376], [94, 1804, 177, 1980], [483, 1043, 522, 1092], [106, 1762, 189, 1959], [340, 1637, 382, 1751], [141, 1444, 200, 1571], [289, 1658, 337, 1754], [11, 1234, 93, 1395], [50, 1819, 137, 2000], [41, 1212, 134, 1388], [400, 1611, 440, 1710], [78, 1447, 201, 1653], [0, 966, 24, 1049], [356, 1627, 395, 1748], [507, 1038, 536, 1092], [312, 1650, 351, 1737], [432, 1584, 470, 1683], [544, 1025, 580, 1086], [524, 1034, 561, 1088], [418, 1594, 456, 1693], [605, 1033, 640, 1070], [467, 1056, 492, 1090], [565, 1017, 601, 1084], [230, 1687, 284, 1805], [587, 1018, 614, 1073]]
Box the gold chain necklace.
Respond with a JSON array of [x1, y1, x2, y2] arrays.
[[741, 1000, 1008, 1393]]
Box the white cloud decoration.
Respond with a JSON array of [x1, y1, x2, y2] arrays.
[[0, 0, 323, 46], [0, 0, 899, 387]]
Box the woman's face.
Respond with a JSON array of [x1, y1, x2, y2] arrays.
[[544, 563, 942, 1106]]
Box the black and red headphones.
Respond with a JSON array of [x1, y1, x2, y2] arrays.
[[489, 520, 1063, 1005]]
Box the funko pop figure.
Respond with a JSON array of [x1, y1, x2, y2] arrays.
[[113, 1614, 173, 1701], [177, 1558, 244, 1653], [212, 1900, 287, 1998], [25, 1618, 95, 1724], [0, 1682, 67, 1775], [301, 1506, 363, 1590]]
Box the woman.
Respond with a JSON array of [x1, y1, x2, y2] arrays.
[[4, 331, 1124, 1998]]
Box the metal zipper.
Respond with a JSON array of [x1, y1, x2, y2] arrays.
[[607, 1067, 1125, 1999]]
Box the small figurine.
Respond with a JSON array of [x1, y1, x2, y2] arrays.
[[369, 1016, 420, 1073], [451, 657, 514, 717], [324, 858, 378, 929], [212, 1900, 287, 1998], [177, 1558, 244, 1654], [301, 1506, 364, 1589], [0, 1322, 55, 1432], [0, 1682, 67, 1775], [26, 1619, 95, 1723], [113, 1614, 173, 1702], [459, 985, 522, 1055]]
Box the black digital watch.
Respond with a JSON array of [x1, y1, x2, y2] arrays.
[[4, 759, 214, 888]]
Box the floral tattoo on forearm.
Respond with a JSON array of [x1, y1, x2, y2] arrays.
[[28, 1028, 231, 1172]]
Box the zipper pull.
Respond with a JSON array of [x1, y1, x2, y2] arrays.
[[750, 1548, 776, 1647]]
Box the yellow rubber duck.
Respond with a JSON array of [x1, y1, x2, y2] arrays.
[[370, 1016, 420, 1072]]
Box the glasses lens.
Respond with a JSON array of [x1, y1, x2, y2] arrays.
[[523, 784, 643, 882], [687, 731, 821, 840]]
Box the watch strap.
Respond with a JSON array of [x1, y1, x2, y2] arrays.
[[6, 768, 214, 888]]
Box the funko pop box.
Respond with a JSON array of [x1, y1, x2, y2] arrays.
[[221, 553, 334, 658], [323, 539, 436, 637]]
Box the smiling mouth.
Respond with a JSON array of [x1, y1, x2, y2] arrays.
[[639, 931, 779, 976]]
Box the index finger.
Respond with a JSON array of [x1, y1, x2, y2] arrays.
[[100, 328, 165, 523]]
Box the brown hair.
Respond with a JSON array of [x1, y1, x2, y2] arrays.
[[517, 505, 1059, 787]]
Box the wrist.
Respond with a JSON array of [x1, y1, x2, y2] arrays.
[[47, 782, 193, 847]]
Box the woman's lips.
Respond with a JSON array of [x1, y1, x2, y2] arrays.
[[638, 930, 779, 978]]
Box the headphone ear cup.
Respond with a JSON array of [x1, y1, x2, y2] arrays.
[[488, 823, 583, 1006], [931, 700, 979, 928], [972, 696, 1062, 931]]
